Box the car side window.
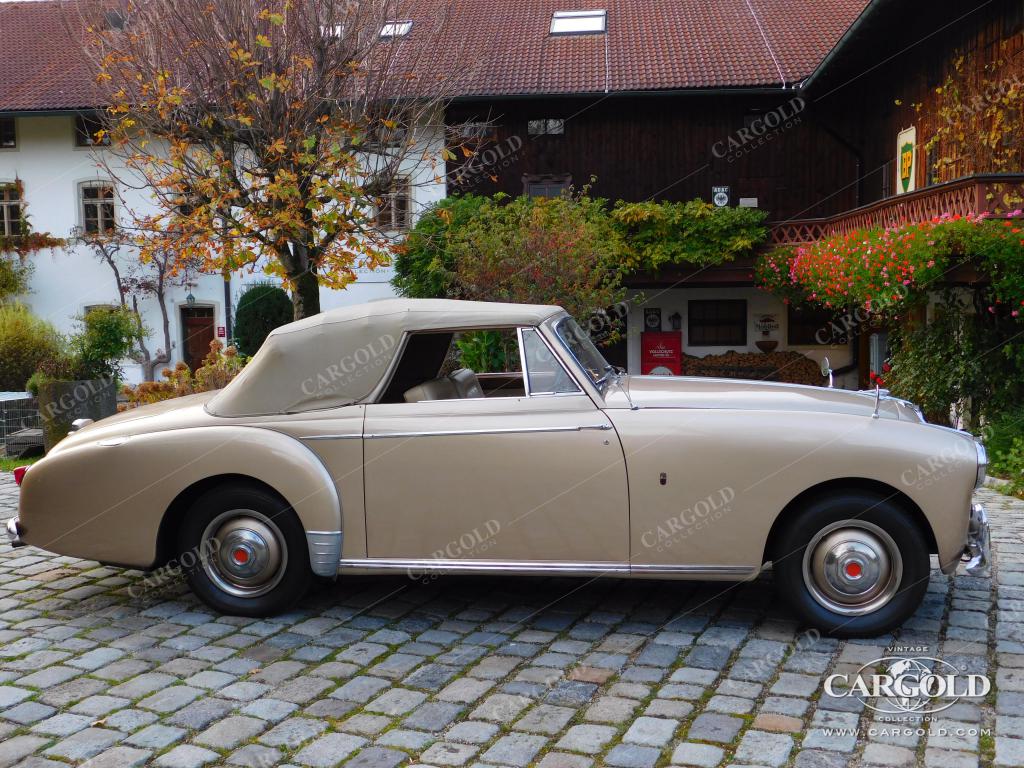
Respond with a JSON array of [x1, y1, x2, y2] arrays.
[[521, 328, 581, 395]]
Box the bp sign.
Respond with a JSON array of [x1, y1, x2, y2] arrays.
[[896, 126, 917, 194]]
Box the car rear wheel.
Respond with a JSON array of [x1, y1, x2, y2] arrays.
[[773, 491, 931, 637], [179, 484, 311, 616]]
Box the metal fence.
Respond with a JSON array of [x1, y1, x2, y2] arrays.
[[0, 393, 40, 458]]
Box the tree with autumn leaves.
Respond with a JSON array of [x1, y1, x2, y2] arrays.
[[77, 0, 472, 319]]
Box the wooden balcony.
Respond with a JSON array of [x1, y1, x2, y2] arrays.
[[770, 174, 1024, 245]]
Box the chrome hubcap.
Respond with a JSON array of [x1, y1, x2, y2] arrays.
[[200, 510, 287, 598], [802, 520, 902, 616]]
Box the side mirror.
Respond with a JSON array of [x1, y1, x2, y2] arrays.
[[820, 356, 834, 388]]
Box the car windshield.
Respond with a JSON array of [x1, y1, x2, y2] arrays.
[[554, 315, 614, 387]]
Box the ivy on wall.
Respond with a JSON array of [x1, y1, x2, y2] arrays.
[[0, 180, 65, 302]]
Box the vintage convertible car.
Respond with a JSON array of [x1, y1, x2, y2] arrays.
[[8, 299, 990, 635]]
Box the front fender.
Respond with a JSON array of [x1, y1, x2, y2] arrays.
[[19, 425, 341, 570]]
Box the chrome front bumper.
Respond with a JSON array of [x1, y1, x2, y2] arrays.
[[963, 503, 991, 576], [5, 517, 25, 548]]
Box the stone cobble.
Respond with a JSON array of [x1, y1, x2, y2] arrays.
[[0, 473, 1019, 767]]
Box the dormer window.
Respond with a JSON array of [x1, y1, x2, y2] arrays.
[[550, 10, 606, 35], [381, 20, 412, 39]]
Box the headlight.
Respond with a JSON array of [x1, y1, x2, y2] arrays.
[[975, 440, 988, 489]]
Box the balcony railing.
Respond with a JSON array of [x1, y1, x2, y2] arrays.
[[770, 174, 1024, 245]]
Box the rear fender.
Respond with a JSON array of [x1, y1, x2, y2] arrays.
[[19, 426, 341, 572]]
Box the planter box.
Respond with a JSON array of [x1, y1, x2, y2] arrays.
[[37, 379, 118, 453]]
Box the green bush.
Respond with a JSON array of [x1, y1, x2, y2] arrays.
[[991, 437, 1024, 498], [394, 194, 769, 309], [0, 255, 32, 302], [984, 409, 1024, 497], [611, 198, 768, 272], [73, 306, 141, 381], [26, 306, 141, 394], [393, 195, 489, 299], [0, 303, 62, 391], [234, 282, 294, 356], [983, 408, 1024, 467]]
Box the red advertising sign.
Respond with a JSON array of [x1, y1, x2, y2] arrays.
[[641, 332, 682, 375], [217, 326, 226, 338]]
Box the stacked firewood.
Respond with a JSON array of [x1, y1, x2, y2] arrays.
[[684, 350, 825, 386]]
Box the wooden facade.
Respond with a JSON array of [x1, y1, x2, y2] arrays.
[[447, 93, 861, 223], [446, 0, 1024, 237]]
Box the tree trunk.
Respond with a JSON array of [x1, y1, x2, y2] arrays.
[[290, 269, 321, 319], [277, 241, 321, 320]]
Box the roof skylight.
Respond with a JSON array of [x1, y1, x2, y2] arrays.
[[380, 20, 413, 38], [550, 10, 606, 35]]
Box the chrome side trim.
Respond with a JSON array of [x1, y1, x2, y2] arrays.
[[336, 557, 756, 578], [630, 564, 758, 577], [340, 558, 629, 574], [300, 434, 362, 441], [306, 531, 343, 577], [363, 424, 612, 439]]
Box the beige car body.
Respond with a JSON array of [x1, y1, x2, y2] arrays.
[[16, 299, 982, 583]]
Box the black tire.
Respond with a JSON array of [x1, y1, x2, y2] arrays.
[[178, 483, 311, 617], [772, 491, 931, 637]]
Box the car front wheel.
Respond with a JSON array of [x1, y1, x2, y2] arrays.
[[179, 484, 312, 616], [773, 491, 931, 637]]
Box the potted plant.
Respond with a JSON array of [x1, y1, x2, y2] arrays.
[[28, 307, 141, 452]]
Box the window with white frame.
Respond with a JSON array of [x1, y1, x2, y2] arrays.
[[0, 183, 22, 236], [550, 10, 607, 35], [374, 178, 412, 231], [80, 182, 116, 233], [0, 118, 16, 149]]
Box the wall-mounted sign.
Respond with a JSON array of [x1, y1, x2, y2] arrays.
[[644, 308, 662, 331], [897, 125, 917, 194], [641, 332, 682, 376], [216, 326, 226, 338], [712, 186, 730, 207], [755, 314, 779, 334]]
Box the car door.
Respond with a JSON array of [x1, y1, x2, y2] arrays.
[[361, 327, 629, 568]]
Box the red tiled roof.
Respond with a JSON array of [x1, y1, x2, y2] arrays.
[[437, 0, 871, 96], [0, 0, 102, 112], [0, 0, 871, 113]]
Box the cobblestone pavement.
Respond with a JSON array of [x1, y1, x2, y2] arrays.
[[0, 473, 1022, 768]]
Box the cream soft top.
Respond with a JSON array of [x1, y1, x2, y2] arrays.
[[207, 298, 564, 416]]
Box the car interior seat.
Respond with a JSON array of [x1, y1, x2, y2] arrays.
[[403, 368, 484, 402], [448, 368, 484, 399], [403, 377, 459, 403]]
